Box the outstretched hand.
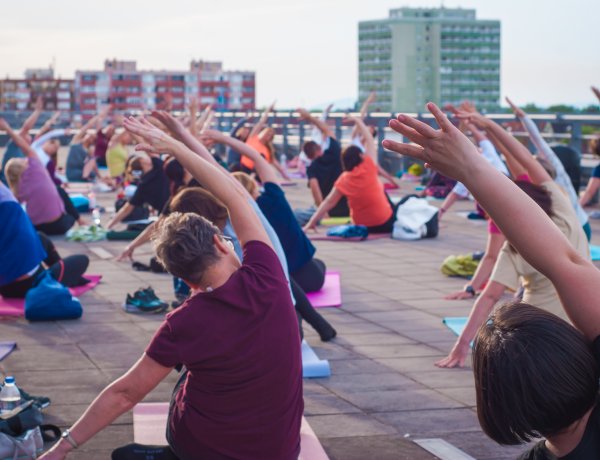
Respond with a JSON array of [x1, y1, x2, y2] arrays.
[[505, 97, 526, 119], [150, 110, 185, 137], [123, 117, 175, 155], [382, 103, 481, 183], [434, 340, 470, 368]]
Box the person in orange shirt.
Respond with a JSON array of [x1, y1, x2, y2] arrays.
[[303, 115, 396, 233], [241, 102, 290, 180]]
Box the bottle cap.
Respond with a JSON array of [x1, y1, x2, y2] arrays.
[[4, 376, 14, 384]]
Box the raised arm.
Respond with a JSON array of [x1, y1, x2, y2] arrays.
[[352, 92, 376, 139], [384, 103, 600, 341], [592, 86, 600, 103], [248, 101, 275, 138], [0, 118, 38, 159], [35, 111, 61, 139], [459, 111, 550, 184], [71, 115, 99, 145], [203, 129, 279, 184], [188, 97, 199, 137], [19, 96, 43, 137], [346, 115, 376, 161], [297, 108, 335, 140], [124, 118, 271, 248], [485, 128, 528, 179]]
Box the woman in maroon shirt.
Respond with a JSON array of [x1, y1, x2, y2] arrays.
[[40, 118, 303, 460]]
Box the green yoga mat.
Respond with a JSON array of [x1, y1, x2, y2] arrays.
[[320, 217, 351, 226]]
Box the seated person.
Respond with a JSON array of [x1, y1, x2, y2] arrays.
[[304, 116, 395, 234], [0, 182, 89, 298], [579, 137, 600, 208], [106, 130, 131, 181], [66, 113, 105, 182], [107, 153, 170, 229], [384, 101, 600, 460], [295, 108, 349, 225], [1, 118, 81, 236], [40, 115, 303, 460]]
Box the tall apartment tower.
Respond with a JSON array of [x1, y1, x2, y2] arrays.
[[358, 7, 500, 112]]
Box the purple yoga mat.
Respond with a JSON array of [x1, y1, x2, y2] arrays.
[[306, 271, 342, 308], [0, 274, 102, 317]]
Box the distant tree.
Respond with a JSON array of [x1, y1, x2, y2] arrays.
[[582, 104, 600, 114], [547, 104, 577, 113], [522, 103, 543, 113]]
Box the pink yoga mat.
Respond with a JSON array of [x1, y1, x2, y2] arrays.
[[308, 232, 391, 242], [133, 402, 329, 459], [306, 271, 341, 308], [0, 274, 102, 317]]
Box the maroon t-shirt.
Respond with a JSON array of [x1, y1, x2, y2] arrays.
[[146, 241, 303, 460], [94, 129, 110, 161]]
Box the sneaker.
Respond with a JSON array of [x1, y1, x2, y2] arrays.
[[123, 288, 168, 314]]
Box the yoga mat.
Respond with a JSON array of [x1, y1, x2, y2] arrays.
[[306, 272, 341, 309], [591, 245, 600, 261], [320, 217, 351, 227], [302, 340, 331, 378], [443, 317, 474, 348], [308, 232, 390, 242], [0, 275, 102, 317], [288, 171, 306, 179], [133, 402, 330, 459], [0, 342, 17, 361], [279, 181, 297, 187], [383, 183, 400, 190], [443, 317, 468, 337]]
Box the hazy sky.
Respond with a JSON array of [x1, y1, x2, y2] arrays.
[[1, 0, 599, 109]]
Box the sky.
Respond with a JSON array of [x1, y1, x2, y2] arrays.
[[1, 0, 599, 109]]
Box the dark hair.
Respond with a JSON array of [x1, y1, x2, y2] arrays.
[[515, 180, 553, 218], [302, 141, 320, 160], [167, 187, 229, 230], [164, 158, 185, 196], [473, 302, 598, 445], [341, 145, 364, 172]]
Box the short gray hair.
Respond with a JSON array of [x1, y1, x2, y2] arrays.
[[154, 212, 221, 285]]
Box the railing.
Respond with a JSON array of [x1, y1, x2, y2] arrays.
[[2, 110, 600, 175]]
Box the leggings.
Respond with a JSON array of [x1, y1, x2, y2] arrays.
[[35, 213, 76, 236], [290, 258, 326, 293], [291, 278, 336, 341], [0, 233, 89, 298], [57, 186, 80, 221], [366, 194, 400, 234]]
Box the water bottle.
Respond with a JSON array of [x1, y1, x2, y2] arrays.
[[88, 192, 97, 209], [92, 208, 101, 227], [0, 376, 22, 414]]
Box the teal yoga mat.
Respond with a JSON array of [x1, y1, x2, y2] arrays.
[[302, 340, 331, 378], [443, 317, 468, 337], [590, 245, 600, 261]]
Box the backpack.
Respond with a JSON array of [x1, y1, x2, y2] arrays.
[[392, 197, 439, 241], [24, 271, 82, 321]]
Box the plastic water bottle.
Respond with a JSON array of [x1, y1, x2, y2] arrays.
[[92, 208, 101, 227], [88, 192, 97, 210], [0, 376, 22, 414]]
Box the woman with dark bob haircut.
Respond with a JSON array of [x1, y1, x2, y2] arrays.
[[384, 102, 600, 459], [303, 115, 397, 234]]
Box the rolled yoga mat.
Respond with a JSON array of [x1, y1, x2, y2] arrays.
[[302, 340, 331, 378]]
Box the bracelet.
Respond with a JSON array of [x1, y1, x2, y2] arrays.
[[464, 285, 476, 297], [61, 429, 79, 449]]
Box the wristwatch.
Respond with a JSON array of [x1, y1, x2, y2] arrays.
[[464, 285, 476, 297], [61, 429, 78, 449]]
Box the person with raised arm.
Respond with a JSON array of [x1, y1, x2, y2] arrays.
[[384, 102, 600, 459], [204, 128, 337, 341], [1, 118, 82, 235], [304, 115, 396, 233], [0, 97, 43, 185], [39, 117, 302, 460], [65, 109, 110, 182], [295, 107, 349, 224], [430, 107, 589, 368], [506, 97, 591, 239]]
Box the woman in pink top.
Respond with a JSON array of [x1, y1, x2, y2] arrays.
[[1, 118, 79, 235]]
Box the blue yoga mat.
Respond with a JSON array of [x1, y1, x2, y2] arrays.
[[590, 245, 600, 261], [302, 340, 331, 378], [443, 318, 474, 348]]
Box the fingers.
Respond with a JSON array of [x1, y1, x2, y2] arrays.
[[389, 119, 427, 145], [427, 102, 454, 132], [135, 143, 158, 154], [396, 113, 437, 138], [382, 139, 425, 160]]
